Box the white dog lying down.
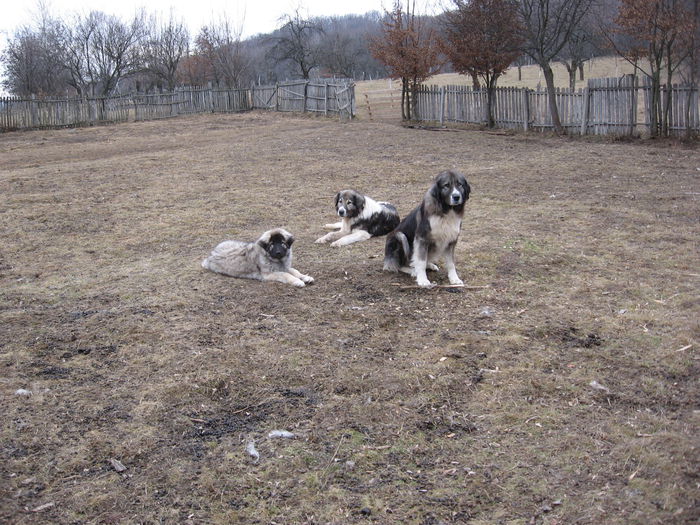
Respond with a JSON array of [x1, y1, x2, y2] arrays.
[[202, 228, 314, 287]]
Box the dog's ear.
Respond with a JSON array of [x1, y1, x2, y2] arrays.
[[334, 192, 341, 208], [354, 193, 366, 210], [460, 175, 471, 200], [286, 234, 294, 246]]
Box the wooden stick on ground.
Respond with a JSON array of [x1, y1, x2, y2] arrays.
[[391, 283, 489, 290]]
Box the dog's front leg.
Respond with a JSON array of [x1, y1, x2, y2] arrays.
[[315, 230, 345, 244], [323, 221, 343, 230], [316, 221, 350, 244], [262, 272, 306, 287], [288, 267, 314, 284], [330, 230, 372, 247], [444, 241, 463, 285], [412, 241, 434, 288]]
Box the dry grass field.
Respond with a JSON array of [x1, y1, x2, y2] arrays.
[[1, 111, 699, 524]]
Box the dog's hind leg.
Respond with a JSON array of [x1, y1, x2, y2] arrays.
[[288, 268, 314, 284], [398, 266, 415, 276], [330, 230, 372, 247], [262, 272, 306, 287]]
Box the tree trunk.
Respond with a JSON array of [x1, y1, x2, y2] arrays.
[[687, 0, 698, 139], [663, 44, 673, 137], [486, 75, 499, 128], [565, 62, 577, 91], [542, 64, 565, 135], [470, 70, 480, 90]]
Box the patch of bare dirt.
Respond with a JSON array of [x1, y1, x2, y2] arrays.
[[1, 112, 698, 524]]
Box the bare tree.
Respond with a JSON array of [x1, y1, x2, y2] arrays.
[[607, 0, 696, 136], [557, 10, 603, 90], [209, 17, 252, 88], [61, 11, 146, 96], [1, 4, 69, 97], [191, 18, 251, 88], [517, 0, 595, 134], [268, 9, 324, 79], [141, 11, 189, 91], [441, 0, 523, 127]]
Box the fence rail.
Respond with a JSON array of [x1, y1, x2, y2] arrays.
[[0, 81, 354, 131], [413, 77, 699, 136]]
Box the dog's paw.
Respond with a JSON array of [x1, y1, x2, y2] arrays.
[[330, 240, 344, 247], [292, 279, 306, 288], [314, 237, 327, 244], [427, 263, 439, 272], [416, 277, 435, 288], [301, 275, 315, 284], [449, 277, 464, 286]]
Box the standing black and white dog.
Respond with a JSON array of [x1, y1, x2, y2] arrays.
[[315, 190, 400, 247], [383, 170, 471, 287]]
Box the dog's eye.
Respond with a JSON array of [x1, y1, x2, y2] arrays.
[[346, 200, 352, 205]]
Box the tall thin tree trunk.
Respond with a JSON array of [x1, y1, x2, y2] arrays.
[[542, 63, 564, 135]]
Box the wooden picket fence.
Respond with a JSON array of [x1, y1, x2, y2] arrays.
[[250, 80, 354, 118], [413, 76, 700, 137], [0, 81, 355, 131]]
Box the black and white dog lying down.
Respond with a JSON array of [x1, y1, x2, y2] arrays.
[[202, 228, 314, 287], [383, 170, 471, 287], [315, 190, 400, 247]]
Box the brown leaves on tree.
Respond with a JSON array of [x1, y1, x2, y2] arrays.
[[369, 1, 442, 120], [441, 0, 523, 127]]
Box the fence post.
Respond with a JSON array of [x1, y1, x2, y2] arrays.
[[303, 81, 309, 113], [439, 86, 445, 126], [275, 83, 279, 112], [523, 89, 530, 131], [325, 83, 329, 116], [630, 76, 638, 136], [580, 87, 590, 135]]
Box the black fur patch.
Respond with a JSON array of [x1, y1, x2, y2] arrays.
[[352, 205, 400, 237]]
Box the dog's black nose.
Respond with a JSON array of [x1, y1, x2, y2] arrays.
[[338, 208, 346, 217]]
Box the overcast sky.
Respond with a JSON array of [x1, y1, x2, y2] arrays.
[[1, 0, 404, 95], [1, 0, 390, 40]]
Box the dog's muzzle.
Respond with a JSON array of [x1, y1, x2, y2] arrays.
[[450, 190, 463, 205], [268, 246, 287, 260], [337, 207, 347, 217]]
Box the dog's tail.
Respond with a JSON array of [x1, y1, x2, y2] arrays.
[[383, 231, 410, 272]]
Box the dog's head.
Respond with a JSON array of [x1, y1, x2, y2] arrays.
[[431, 170, 470, 212], [257, 228, 294, 260], [334, 190, 366, 219]]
